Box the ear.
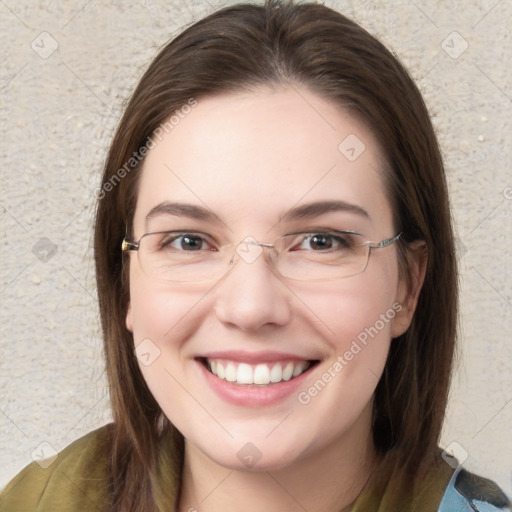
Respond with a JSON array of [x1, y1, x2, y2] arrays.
[[126, 301, 134, 332], [391, 240, 428, 338]]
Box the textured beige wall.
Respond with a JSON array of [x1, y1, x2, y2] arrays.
[[1, 0, 511, 495]]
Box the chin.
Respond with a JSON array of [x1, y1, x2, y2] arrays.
[[187, 427, 314, 474], [206, 446, 302, 473]]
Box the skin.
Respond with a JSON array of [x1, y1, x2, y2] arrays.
[[125, 85, 426, 512]]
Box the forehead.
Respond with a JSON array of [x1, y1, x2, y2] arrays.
[[134, 86, 393, 235]]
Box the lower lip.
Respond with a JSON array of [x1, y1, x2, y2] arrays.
[[197, 360, 316, 407]]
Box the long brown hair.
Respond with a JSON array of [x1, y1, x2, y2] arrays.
[[94, 1, 458, 510]]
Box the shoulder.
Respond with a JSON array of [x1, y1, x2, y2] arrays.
[[0, 424, 112, 512], [438, 467, 511, 512]]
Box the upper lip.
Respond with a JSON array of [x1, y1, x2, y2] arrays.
[[198, 350, 320, 364]]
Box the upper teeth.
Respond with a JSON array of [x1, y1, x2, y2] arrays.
[[207, 359, 310, 385]]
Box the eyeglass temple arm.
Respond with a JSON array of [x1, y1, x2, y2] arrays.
[[121, 239, 139, 252], [370, 233, 402, 249]]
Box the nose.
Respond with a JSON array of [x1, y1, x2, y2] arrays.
[[213, 242, 292, 332]]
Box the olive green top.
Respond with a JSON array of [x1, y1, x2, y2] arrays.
[[0, 423, 484, 512], [0, 425, 110, 512]]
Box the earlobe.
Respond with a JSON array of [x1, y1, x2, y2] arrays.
[[391, 241, 428, 338], [126, 301, 134, 332]]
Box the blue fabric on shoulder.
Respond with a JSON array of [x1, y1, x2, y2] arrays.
[[438, 467, 511, 512]]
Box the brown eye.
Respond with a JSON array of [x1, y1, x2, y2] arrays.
[[309, 234, 333, 250], [160, 233, 211, 251], [295, 233, 353, 251], [178, 234, 204, 251]]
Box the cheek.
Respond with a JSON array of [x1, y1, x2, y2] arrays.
[[128, 266, 206, 343], [293, 280, 397, 440], [127, 273, 209, 387], [127, 279, 209, 417], [326, 292, 394, 386], [306, 268, 399, 351], [300, 271, 399, 398]]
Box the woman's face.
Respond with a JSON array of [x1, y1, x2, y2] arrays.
[[126, 86, 417, 471]]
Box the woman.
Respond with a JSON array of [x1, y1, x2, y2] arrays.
[[1, 1, 510, 511]]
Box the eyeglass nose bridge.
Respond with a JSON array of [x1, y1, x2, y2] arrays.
[[244, 239, 274, 249], [227, 236, 277, 267]]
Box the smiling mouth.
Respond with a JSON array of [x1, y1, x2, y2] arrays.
[[198, 358, 319, 386]]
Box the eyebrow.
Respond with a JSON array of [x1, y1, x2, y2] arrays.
[[145, 199, 370, 226], [146, 201, 224, 224], [280, 200, 370, 222]]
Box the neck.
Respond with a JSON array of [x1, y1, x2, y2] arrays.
[[178, 405, 379, 512]]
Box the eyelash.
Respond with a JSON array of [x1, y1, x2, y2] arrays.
[[160, 232, 216, 251], [292, 232, 355, 251], [157, 230, 359, 252]]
